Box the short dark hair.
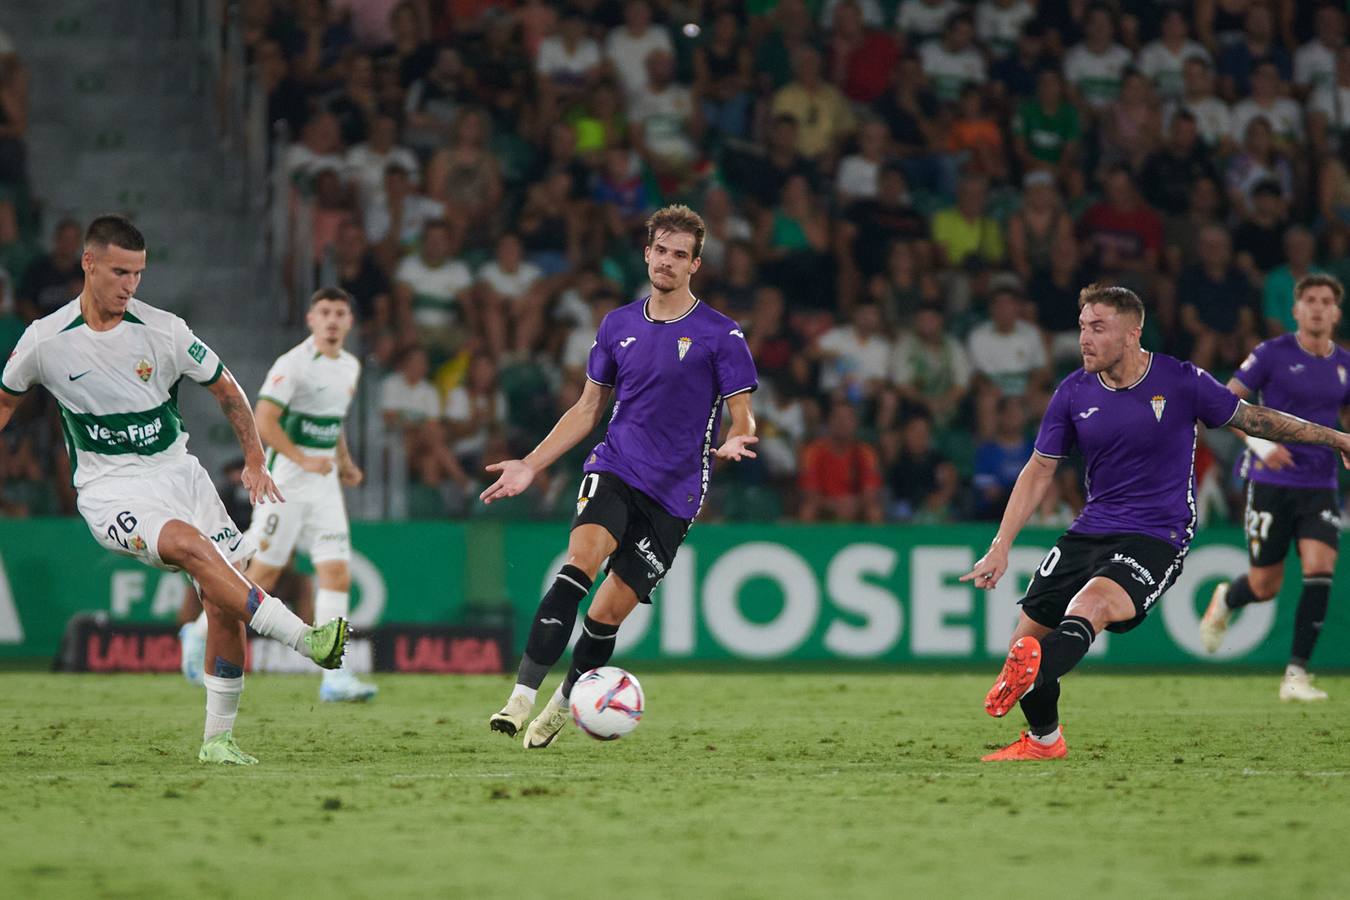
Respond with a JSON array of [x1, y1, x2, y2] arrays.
[[310, 286, 353, 308], [85, 215, 146, 251], [646, 204, 707, 259], [1295, 273, 1345, 305], [1078, 283, 1145, 323]]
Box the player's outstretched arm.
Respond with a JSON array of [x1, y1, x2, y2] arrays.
[[207, 370, 284, 504], [714, 392, 758, 461], [1225, 378, 1294, 470], [1229, 400, 1350, 468], [961, 451, 1060, 590], [480, 380, 614, 504]]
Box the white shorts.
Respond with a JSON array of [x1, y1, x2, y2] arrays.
[[77, 454, 254, 571], [247, 479, 350, 567]]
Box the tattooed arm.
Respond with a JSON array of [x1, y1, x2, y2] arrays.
[[207, 369, 284, 503], [1229, 400, 1350, 468]]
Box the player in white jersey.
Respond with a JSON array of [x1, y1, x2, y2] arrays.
[[180, 288, 374, 700], [0, 216, 350, 765], [249, 287, 375, 701]]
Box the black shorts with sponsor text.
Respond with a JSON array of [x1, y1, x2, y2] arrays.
[[1244, 482, 1341, 568], [571, 471, 691, 602], [1020, 531, 1186, 634]]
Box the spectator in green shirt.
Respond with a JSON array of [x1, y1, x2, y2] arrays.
[[1263, 226, 1323, 334], [1012, 69, 1083, 197]]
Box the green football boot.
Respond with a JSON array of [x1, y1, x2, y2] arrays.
[[198, 731, 259, 765], [304, 617, 350, 670]]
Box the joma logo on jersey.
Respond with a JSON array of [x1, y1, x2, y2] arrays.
[[86, 416, 164, 447]]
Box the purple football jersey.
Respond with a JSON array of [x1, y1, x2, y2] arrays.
[[585, 297, 759, 518], [1035, 353, 1240, 548], [1232, 334, 1350, 489]]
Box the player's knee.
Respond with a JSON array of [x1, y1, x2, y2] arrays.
[[317, 565, 351, 593], [587, 598, 629, 627], [160, 524, 215, 571], [1064, 594, 1116, 631]]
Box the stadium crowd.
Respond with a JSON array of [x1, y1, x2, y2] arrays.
[[3, 0, 1350, 524]]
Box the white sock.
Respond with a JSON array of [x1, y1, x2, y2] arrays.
[[314, 588, 348, 625], [550, 682, 566, 707], [248, 593, 309, 652], [1286, 664, 1308, 679], [510, 684, 538, 705], [190, 610, 208, 639], [203, 674, 243, 740], [1030, 727, 1061, 746]]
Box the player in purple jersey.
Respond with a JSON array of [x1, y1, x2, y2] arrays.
[[480, 205, 759, 748], [960, 285, 1350, 761], [1200, 275, 1350, 701]]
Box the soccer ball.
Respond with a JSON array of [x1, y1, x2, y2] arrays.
[[569, 666, 644, 741]]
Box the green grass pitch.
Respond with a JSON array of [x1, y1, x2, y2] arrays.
[[3, 672, 1348, 899]]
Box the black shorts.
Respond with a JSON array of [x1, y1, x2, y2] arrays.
[[1020, 532, 1186, 634], [572, 472, 691, 602], [1244, 482, 1341, 567]]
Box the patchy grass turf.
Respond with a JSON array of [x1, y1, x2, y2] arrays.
[[2, 672, 1348, 899]]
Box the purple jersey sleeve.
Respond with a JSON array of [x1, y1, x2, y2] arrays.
[[586, 314, 617, 386], [716, 326, 758, 397], [1232, 345, 1270, 394], [1187, 362, 1242, 428], [1034, 378, 1076, 458]]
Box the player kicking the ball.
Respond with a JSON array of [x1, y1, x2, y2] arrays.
[[1200, 275, 1350, 701], [0, 216, 349, 764], [181, 287, 375, 701], [962, 285, 1350, 761], [481, 205, 759, 748]]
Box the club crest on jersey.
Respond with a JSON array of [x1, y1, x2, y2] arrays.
[[677, 336, 692, 360], [135, 359, 153, 382], [1150, 394, 1166, 422]]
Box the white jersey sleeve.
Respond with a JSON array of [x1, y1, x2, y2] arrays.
[[258, 351, 299, 409], [1, 325, 41, 395], [170, 315, 224, 385]]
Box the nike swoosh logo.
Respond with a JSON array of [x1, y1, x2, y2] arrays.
[[228, 538, 243, 552], [68, 371, 92, 381]]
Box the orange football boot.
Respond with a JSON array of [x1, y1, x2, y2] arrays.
[[981, 731, 1068, 761], [984, 636, 1042, 717]]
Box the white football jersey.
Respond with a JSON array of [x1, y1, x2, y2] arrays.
[[2, 297, 223, 489], [257, 336, 360, 485]]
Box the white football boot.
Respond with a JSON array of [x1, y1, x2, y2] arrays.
[[522, 696, 570, 749], [179, 622, 206, 686], [1279, 670, 1328, 702], [319, 669, 378, 702], [1199, 582, 1231, 654], [489, 693, 533, 738]]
